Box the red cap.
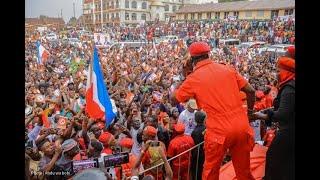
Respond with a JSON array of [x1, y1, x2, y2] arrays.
[[287, 46, 295, 59], [188, 42, 211, 57], [256, 90, 265, 99], [174, 123, 185, 134], [119, 138, 134, 149], [98, 132, 114, 145], [143, 126, 157, 137]]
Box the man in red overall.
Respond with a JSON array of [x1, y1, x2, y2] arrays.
[[167, 123, 195, 180], [172, 42, 256, 180]]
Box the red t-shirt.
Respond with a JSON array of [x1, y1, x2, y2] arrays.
[[167, 134, 195, 168]]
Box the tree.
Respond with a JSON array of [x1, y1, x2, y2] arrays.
[[218, 0, 247, 3], [68, 17, 77, 26]]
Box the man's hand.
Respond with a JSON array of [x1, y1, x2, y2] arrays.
[[54, 144, 62, 156], [253, 112, 268, 121]]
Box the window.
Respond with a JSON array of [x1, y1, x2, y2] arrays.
[[198, 13, 202, 19], [207, 12, 211, 19], [111, 1, 114, 9], [132, 1, 137, 9], [215, 12, 220, 19], [132, 13, 137, 20], [125, 0, 129, 8], [141, 13, 146, 20], [172, 5, 177, 12], [234, 11, 239, 17], [111, 13, 114, 20], [184, 14, 187, 20], [191, 13, 194, 20], [245, 11, 252, 17], [257, 10, 264, 17], [116, 13, 119, 19], [165, 4, 169, 11], [125, 13, 129, 20], [289, 9, 294, 15], [142, 2, 147, 9], [116, 0, 119, 8], [271, 10, 278, 19], [224, 12, 229, 19], [104, 3, 107, 10], [107, 14, 109, 20], [285, 9, 293, 16]]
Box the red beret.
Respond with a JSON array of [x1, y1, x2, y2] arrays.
[[143, 126, 157, 137], [119, 138, 134, 149], [174, 123, 185, 134], [277, 57, 295, 73], [99, 132, 114, 145], [287, 46, 295, 59], [189, 42, 211, 57]]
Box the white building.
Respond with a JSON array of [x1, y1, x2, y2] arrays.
[[194, 0, 217, 4], [82, 0, 196, 28]]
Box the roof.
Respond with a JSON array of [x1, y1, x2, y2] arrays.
[[175, 0, 295, 14], [25, 17, 65, 25]]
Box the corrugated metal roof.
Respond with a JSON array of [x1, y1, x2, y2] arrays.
[[176, 0, 295, 13]]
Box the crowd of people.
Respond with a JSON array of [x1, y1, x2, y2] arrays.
[[25, 17, 294, 180]]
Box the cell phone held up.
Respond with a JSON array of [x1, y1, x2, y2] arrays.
[[103, 152, 129, 168]]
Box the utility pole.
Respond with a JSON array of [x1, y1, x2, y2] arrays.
[[73, 2, 76, 18], [93, 0, 96, 31], [100, 0, 103, 30]]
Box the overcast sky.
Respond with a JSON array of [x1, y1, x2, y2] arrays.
[[25, 0, 83, 22]]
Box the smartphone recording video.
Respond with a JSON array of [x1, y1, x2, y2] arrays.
[[72, 159, 99, 174], [103, 152, 129, 168]]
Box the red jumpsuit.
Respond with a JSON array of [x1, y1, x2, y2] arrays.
[[175, 60, 255, 180], [167, 134, 195, 180]]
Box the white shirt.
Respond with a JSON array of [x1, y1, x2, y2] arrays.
[[130, 127, 142, 156], [178, 109, 196, 135]]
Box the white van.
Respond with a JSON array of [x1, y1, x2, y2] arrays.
[[259, 44, 294, 56], [219, 39, 240, 46]]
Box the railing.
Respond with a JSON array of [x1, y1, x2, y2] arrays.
[[139, 141, 204, 180]]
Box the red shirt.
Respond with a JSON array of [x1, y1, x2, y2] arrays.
[[121, 153, 137, 178], [167, 134, 195, 168], [265, 94, 273, 108]]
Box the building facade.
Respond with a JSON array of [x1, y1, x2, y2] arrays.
[[175, 0, 295, 21], [82, 0, 196, 28]]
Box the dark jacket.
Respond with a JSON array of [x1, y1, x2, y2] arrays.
[[191, 124, 205, 180], [265, 80, 295, 131]]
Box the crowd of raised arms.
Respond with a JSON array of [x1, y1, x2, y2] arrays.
[[25, 17, 295, 180]]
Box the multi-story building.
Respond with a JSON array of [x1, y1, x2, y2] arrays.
[[82, 0, 196, 28], [175, 0, 295, 21], [25, 16, 65, 30]]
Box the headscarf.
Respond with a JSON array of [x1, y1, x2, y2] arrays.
[[277, 57, 295, 89]]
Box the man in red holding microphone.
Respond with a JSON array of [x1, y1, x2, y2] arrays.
[[172, 42, 256, 180]]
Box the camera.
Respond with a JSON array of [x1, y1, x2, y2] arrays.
[[104, 152, 129, 168], [72, 159, 99, 174], [71, 152, 129, 174]]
